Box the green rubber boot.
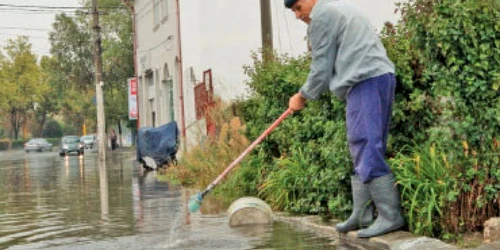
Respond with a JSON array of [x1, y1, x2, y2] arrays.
[[357, 173, 405, 238], [335, 175, 373, 233]]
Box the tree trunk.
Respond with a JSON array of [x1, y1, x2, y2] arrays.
[[10, 108, 22, 140], [36, 111, 47, 137], [118, 121, 123, 147]]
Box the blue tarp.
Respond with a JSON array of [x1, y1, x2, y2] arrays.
[[136, 121, 179, 168]]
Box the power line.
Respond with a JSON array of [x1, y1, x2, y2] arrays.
[[0, 9, 76, 15], [0, 4, 125, 10], [0, 34, 92, 44], [0, 27, 50, 32], [0, 26, 115, 33], [0, 9, 116, 16], [137, 36, 174, 54], [0, 3, 126, 16]]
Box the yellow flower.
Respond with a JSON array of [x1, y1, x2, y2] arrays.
[[442, 154, 450, 169], [462, 140, 469, 151], [462, 140, 469, 157], [415, 155, 420, 176]]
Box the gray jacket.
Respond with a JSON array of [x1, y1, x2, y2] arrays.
[[300, 0, 395, 101]]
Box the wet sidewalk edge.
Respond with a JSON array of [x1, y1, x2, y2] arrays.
[[274, 214, 500, 250]]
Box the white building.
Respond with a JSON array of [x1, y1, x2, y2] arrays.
[[134, 0, 203, 151]]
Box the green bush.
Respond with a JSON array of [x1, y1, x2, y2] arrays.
[[0, 140, 8, 150], [62, 124, 77, 135], [43, 119, 63, 138], [0, 138, 60, 151], [11, 139, 25, 149], [381, 0, 500, 237], [391, 143, 458, 238], [46, 138, 60, 146], [229, 53, 353, 219]]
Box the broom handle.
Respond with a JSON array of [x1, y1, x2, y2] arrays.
[[203, 109, 293, 195]]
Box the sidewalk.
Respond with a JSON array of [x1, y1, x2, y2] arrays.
[[274, 214, 500, 250]]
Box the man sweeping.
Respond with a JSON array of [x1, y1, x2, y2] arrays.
[[285, 0, 405, 237]]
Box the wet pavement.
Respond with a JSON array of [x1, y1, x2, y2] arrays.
[[0, 148, 358, 250]]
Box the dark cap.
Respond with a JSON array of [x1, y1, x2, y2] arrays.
[[285, 0, 298, 8]]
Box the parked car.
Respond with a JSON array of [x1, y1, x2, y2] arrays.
[[80, 134, 97, 149], [59, 135, 84, 156], [24, 138, 53, 153]]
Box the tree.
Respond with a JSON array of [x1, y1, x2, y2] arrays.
[[27, 56, 61, 137], [48, 1, 134, 135], [0, 36, 43, 139], [43, 119, 63, 138], [49, 13, 95, 134]]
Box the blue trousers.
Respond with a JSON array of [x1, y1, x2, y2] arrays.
[[346, 73, 396, 183]]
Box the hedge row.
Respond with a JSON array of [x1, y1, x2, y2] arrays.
[[0, 138, 61, 151]]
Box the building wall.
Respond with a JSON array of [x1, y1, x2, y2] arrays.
[[134, 0, 202, 152], [135, 0, 179, 127], [184, 67, 207, 150]]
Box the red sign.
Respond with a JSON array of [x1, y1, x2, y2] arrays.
[[130, 78, 137, 95], [128, 78, 138, 120]]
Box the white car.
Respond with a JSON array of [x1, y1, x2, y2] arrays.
[[80, 134, 97, 149], [24, 138, 53, 153]]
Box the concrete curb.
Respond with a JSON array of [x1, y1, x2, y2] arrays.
[[274, 214, 500, 250]]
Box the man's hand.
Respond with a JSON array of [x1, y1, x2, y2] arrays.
[[289, 92, 306, 111]]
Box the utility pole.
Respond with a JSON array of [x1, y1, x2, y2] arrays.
[[121, 0, 139, 129], [92, 0, 106, 161], [260, 0, 273, 63]]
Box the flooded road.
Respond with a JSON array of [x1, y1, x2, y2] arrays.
[[0, 148, 357, 250]]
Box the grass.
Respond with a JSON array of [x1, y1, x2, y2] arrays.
[[391, 143, 457, 237], [162, 100, 251, 200]]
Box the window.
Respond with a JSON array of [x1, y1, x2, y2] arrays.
[[146, 72, 154, 100], [153, 0, 160, 28], [162, 64, 174, 122], [151, 110, 156, 127], [161, 0, 168, 21], [145, 72, 155, 126], [168, 79, 174, 122]]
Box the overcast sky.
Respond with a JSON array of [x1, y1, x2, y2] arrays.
[[0, 0, 403, 100], [179, 0, 403, 100], [0, 0, 81, 56]]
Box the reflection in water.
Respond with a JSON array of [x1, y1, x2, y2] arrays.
[[23, 156, 31, 192], [0, 150, 136, 249], [99, 160, 109, 223], [235, 222, 339, 250]]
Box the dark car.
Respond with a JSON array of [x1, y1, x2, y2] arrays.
[[59, 135, 84, 156], [24, 138, 53, 153], [80, 134, 97, 149]]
